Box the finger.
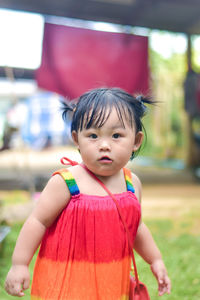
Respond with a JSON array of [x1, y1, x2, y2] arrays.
[[6, 283, 23, 296], [12, 284, 23, 296], [4, 281, 9, 293], [158, 282, 165, 296], [157, 271, 164, 284], [159, 290, 166, 296], [23, 277, 30, 290], [162, 275, 171, 290], [5, 282, 14, 295], [158, 278, 171, 296], [159, 284, 169, 296], [165, 277, 171, 294], [18, 291, 25, 297], [158, 285, 167, 296]]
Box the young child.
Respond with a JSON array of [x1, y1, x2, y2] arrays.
[[5, 87, 171, 299]]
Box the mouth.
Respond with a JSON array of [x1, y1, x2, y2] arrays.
[[98, 156, 113, 163]]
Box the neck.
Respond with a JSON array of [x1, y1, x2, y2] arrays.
[[80, 163, 123, 185]]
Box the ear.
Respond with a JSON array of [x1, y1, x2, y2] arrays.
[[71, 130, 79, 148], [132, 131, 144, 152]]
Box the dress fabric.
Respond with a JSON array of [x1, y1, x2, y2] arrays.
[[31, 167, 141, 300]]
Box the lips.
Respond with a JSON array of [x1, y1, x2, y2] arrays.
[[98, 156, 113, 163]]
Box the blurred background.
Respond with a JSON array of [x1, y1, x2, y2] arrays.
[[0, 1, 200, 299]]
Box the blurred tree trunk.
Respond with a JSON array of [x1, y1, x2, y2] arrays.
[[186, 116, 200, 167], [185, 35, 200, 168]]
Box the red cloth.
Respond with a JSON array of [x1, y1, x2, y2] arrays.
[[36, 23, 149, 99], [31, 167, 141, 299]]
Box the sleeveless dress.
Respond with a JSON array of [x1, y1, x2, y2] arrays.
[[31, 167, 141, 300]]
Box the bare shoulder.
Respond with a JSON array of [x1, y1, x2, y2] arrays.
[[55, 165, 90, 192], [44, 173, 71, 199], [131, 172, 142, 202], [31, 174, 71, 227], [68, 165, 85, 179], [68, 165, 91, 188]]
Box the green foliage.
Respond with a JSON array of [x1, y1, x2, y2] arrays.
[[144, 48, 188, 159]]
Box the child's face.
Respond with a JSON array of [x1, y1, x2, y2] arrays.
[[72, 108, 143, 177]]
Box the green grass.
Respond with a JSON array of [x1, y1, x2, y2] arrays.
[[0, 218, 200, 299], [135, 219, 200, 300], [0, 223, 37, 300]]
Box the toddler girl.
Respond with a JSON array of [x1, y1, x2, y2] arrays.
[[5, 87, 171, 299]]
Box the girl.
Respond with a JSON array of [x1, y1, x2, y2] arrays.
[[5, 87, 171, 299]]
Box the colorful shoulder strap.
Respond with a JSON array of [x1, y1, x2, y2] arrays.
[[53, 168, 80, 196], [54, 158, 134, 195], [123, 168, 135, 193]]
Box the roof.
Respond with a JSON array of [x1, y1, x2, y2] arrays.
[[0, 0, 200, 34]]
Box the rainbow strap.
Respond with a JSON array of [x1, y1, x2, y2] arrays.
[[54, 167, 135, 196], [123, 168, 135, 193], [53, 169, 80, 196]]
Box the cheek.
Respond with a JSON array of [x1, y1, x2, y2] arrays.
[[79, 141, 94, 153]]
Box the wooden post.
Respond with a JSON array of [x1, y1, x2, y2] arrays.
[[185, 35, 193, 166], [185, 35, 200, 168], [187, 34, 192, 71]]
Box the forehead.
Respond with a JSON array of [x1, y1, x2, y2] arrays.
[[85, 106, 133, 129], [101, 108, 127, 126], [74, 93, 137, 133]]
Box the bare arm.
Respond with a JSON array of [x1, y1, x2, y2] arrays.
[[12, 216, 46, 267], [134, 222, 162, 264], [5, 174, 70, 297], [132, 173, 171, 296]]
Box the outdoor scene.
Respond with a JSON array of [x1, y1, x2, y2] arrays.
[[0, 3, 200, 300]]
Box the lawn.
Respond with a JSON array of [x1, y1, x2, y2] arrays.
[[0, 224, 37, 300], [136, 218, 200, 300], [0, 216, 200, 299]]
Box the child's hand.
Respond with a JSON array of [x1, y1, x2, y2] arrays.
[[150, 259, 171, 296], [5, 265, 30, 297]]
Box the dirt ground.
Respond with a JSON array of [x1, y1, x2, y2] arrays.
[[142, 183, 200, 219], [1, 183, 200, 225]]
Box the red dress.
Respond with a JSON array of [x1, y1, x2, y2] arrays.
[[31, 167, 141, 300]]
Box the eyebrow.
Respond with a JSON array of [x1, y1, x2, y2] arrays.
[[110, 125, 125, 129], [90, 124, 125, 130]]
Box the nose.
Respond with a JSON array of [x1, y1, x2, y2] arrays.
[[99, 139, 111, 151]]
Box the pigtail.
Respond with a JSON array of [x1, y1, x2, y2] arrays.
[[135, 94, 156, 118], [60, 99, 77, 122]]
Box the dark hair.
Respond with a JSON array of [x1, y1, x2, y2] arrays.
[[62, 87, 155, 159]]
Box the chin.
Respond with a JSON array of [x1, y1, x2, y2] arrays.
[[95, 167, 120, 178], [85, 165, 110, 176]]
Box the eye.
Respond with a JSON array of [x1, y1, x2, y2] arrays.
[[112, 133, 121, 139], [89, 133, 98, 139]]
